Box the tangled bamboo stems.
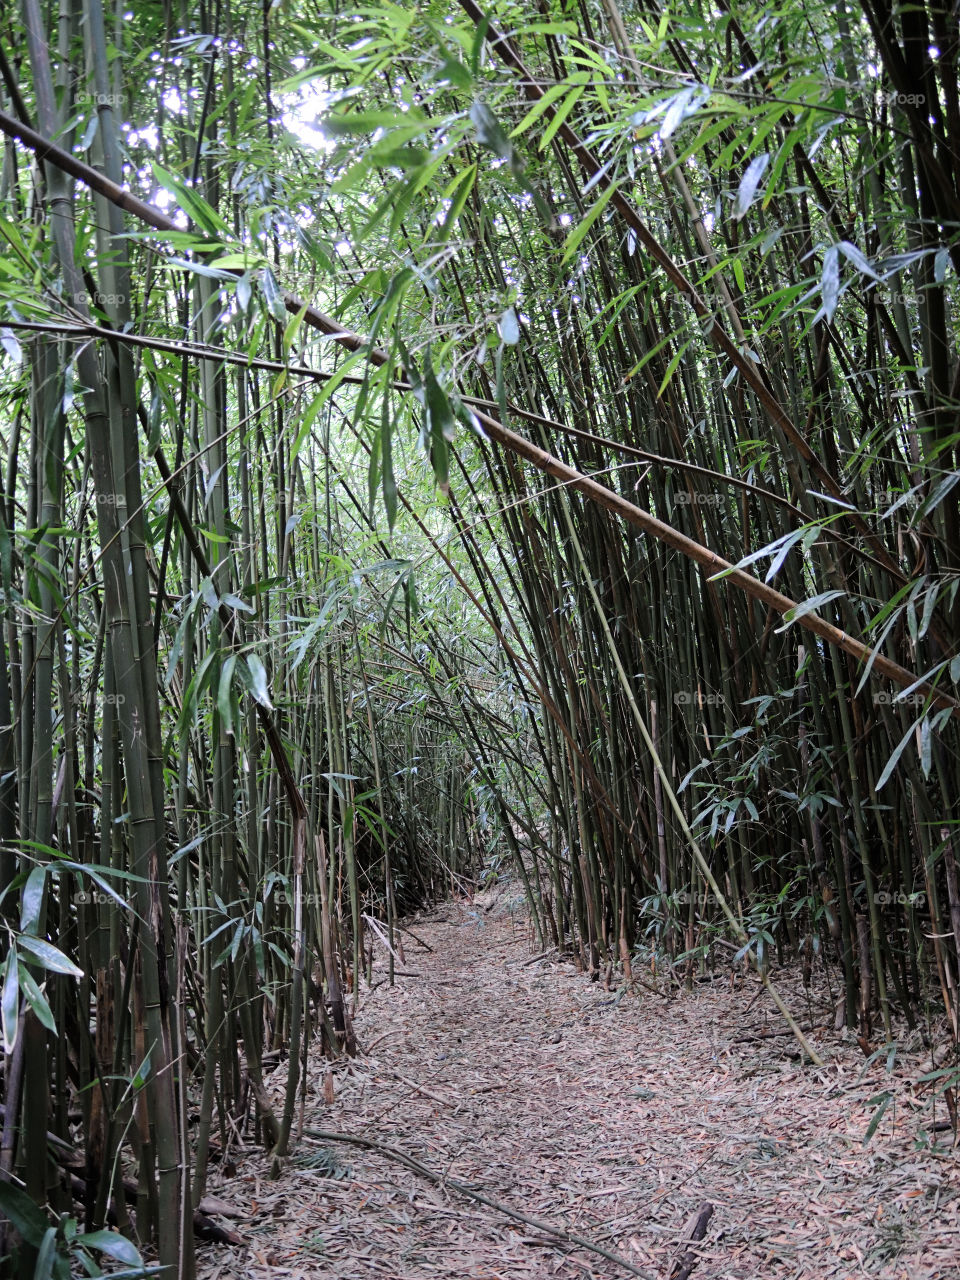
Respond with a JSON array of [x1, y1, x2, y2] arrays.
[[0, 0, 959, 1262]]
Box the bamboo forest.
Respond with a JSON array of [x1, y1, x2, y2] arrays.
[[0, 0, 958, 1274]]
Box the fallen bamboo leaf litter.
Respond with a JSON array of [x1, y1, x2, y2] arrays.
[[197, 885, 959, 1279]]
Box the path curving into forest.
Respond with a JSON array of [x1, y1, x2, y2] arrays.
[[198, 887, 958, 1280]]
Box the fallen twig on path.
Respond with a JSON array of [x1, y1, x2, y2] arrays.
[[369, 967, 461, 985], [627, 973, 676, 1001], [303, 1127, 654, 1278], [382, 1069, 457, 1107], [668, 1202, 714, 1280], [397, 924, 435, 953]]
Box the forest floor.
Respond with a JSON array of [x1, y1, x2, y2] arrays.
[[196, 885, 959, 1280]]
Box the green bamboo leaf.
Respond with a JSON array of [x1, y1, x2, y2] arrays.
[[218, 655, 237, 735], [291, 363, 363, 461], [33, 1225, 60, 1280], [710, 528, 799, 580], [245, 654, 273, 709], [874, 717, 922, 792], [917, 472, 960, 521], [79, 114, 99, 152], [207, 252, 267, 271], [435, 163, 476, 243], [920, 716, 933, 778], [423, 361, 454, 495], [132, 1051, 151, 1089], [837, 241, 881, 281], [538, 83, 586, 151], [854, 607, 904, 698], [164, 256, 234, 281], [17, 937, 83, 978], [260, 267, 288, 322], [916, 1066, 960, 1082], [659, 86, 697, 138], [222, 593, 254, 614], [819, 245, 841, 323], [20, 865, 45, 935], [151, 162, 231, 236], [74, 1230, 144, 1267], [0, 1181, 50, 1247], [561, 181, 619, 263], [2, 950, 19, 1053], [862, 1091, 893, 1144], [732, 153, 770, 219], [282, 301, 309, 360], [764, 130, 801, 207], [509, 79, 577, 138], [656, 340, 691, 398], [765, 527, 811, 583], [19, 966, 55, 1035], [499, 307, 520, 346], [776, 590, 845, 631], [323, 108, 425, 136], [470, 101, 513, 161], [0, 326, 22, 364], [381, 394, 398, 531], [379, 562, 414, 638]]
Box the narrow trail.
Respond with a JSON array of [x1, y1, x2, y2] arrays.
[[199, 888, 958, 1280]]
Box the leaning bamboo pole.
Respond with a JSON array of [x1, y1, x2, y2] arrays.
[[0, 109, 952, 719]]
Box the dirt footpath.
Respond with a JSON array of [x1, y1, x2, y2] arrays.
[[197, 892, 959, 1279]]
